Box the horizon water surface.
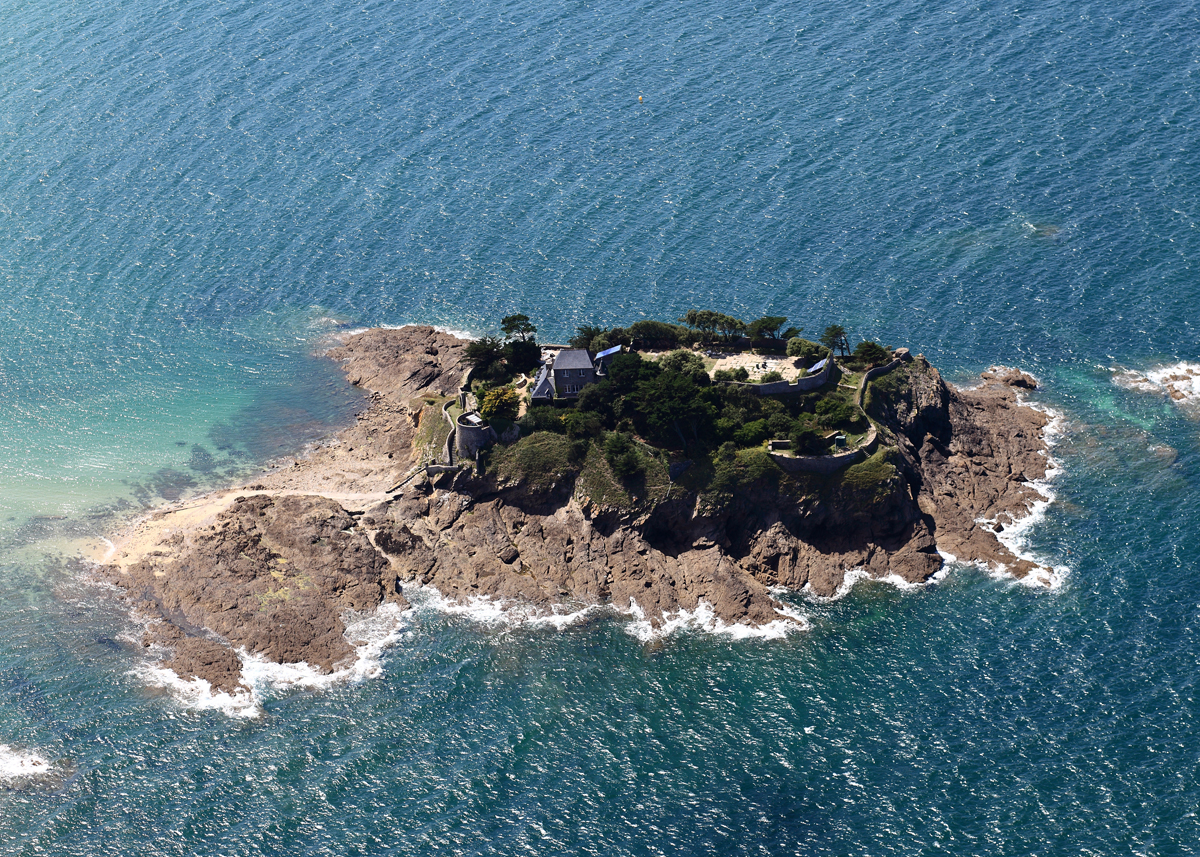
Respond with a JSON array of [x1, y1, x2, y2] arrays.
[[3, 0, 1200, 852]]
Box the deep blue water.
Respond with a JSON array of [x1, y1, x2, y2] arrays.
[[2, 0, 1200, 852]]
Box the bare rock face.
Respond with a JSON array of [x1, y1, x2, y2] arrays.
[[373, 493, 785, 627], [327, 325, 470, 401], [108, 494, 397, 688], [101, 327, 1058, 690]]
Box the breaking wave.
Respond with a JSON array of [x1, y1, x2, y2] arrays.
[[0, 745, 53, 783], [135, 602, 412, 718], [404, 584, 602, 631], [1113, 361, 1200, 415], [620, 598, 809, 642]]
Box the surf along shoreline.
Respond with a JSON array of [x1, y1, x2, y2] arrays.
[[84, 324, 1062, 704]]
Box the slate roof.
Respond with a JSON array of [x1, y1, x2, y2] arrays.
[[552, 349, 595, 371]]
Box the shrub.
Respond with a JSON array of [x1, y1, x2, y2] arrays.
[[766, 412, 794, 438], [853, 340, 892, 367], [733, 419, 771, 447], [789, 425, 828, 455], [518, 406, 565, 435], [713, 366, 750, 383], [786, 337, 827, 362], [480, 386, 520, 421], [604, 433, 643, 480], [815, 397, 864, 429], [759, 371, 784, 383], [561, 410, 603, 439]]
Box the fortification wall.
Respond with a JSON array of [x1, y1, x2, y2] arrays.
[[767, 424, 879, 474], [456, 416, 496, 460], [854, 349, 911, 408]]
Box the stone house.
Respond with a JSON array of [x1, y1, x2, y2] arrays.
[[551, 348, 596, 397]]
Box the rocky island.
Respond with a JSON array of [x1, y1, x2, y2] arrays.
[[92, 322, 1056, 695]]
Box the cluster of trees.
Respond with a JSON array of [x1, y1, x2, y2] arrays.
[[569, 310, 804, 354], [677, 310, 800, 345], [516, 349, 868, 469], [465, 313, 543, 383]]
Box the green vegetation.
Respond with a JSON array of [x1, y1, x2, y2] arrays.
[[820, 324, 850, 357], [475, 310, 907, 507], [412, 398, 453, 463], [500, 313, 536, 341], [466, 313, 544, 383], [786, 337, 827, 362], [480, 386, 520, 421], [841, 448, 900, 503], [746, 315, 789, 342], [489, 432, 581, 490], [713, 366, 750, 383], [852, 340, 891, 367]]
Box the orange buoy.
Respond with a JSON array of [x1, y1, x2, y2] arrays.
[[638, 95, 643, 102]]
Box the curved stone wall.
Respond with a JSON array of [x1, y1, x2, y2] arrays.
[[767, 424, 879, 474], [456, 414, 496, 460]]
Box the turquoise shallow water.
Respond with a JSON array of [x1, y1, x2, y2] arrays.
[[2, 0, 1200, 852]]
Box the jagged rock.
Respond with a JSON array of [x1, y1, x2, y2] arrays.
[[101, 326, 1056, 691]]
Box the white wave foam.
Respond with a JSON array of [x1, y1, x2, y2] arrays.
[[803, 568, 872, 602], [404, 584, 601, 631], [0, 745, 52, 782], [620, 598, 808, 642], [137, 602, 412, 718], [977, 492, 1070, 591], [957, 394, 1069, 590], [1114, 361, 1200, 415], [801, 567, 942, 601]]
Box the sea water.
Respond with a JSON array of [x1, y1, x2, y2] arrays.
[[2, 0, 1200, 852]]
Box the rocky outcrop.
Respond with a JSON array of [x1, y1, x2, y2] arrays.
[[100, 327, 1057, 692], [112, 494, 402, 692]]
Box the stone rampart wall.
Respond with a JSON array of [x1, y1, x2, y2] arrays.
[[767, 424, 879, 474], [854, 350, 911, 408], [441, 401, 457, 465]]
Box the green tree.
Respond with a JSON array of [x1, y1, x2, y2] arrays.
[[759, 370, 784, 383], [627, 371, 714, 448], [713, 366, 750, 383], [500, 313, 537, 341], [853, 340, 891, 366], [746, 316, 788, 340], [715, 313, 746, 341], [658, 349, 709, 383], [570, 324, 605, 349], [820, 325, 850, 357], [628, 319, 683, 350], [503, 339, 542, 374], [479, 386, 520, 421], [604, 433, 642, 480], [607, 352, 657, 394], [789, 424, 828, 455], [679, 309, 722, 343], [466, 336, 506, 373], [786, 337, 827, 361]]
